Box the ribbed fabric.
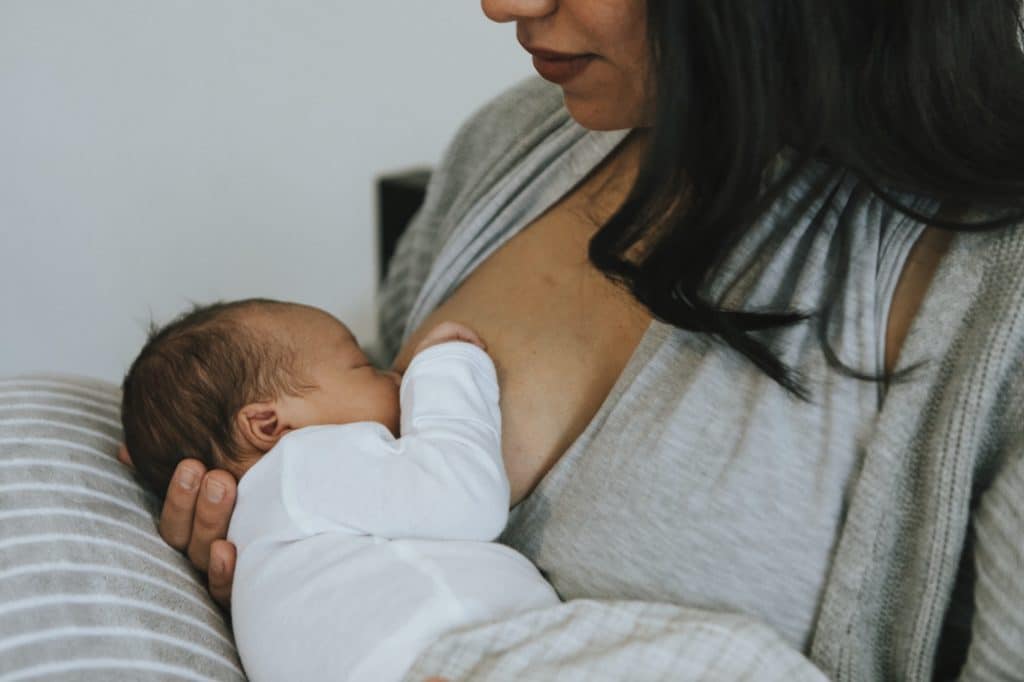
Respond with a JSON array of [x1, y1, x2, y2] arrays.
[[962, 427, 1024, 680], [0, 376, 244, 681]]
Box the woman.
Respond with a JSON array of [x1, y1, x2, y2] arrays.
[[147, 1, 1024, 678]]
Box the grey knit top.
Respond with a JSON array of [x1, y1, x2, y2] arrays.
[[378, 78, 1024, 681]]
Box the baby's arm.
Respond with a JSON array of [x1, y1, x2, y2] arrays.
[[228, 335, 506, 682], [266, 337, 508, 543]]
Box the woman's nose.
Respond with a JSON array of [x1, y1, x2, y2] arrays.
[[481, 0, 557, 23]]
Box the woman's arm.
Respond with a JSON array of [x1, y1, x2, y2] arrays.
[[266, 341, 509, 542], [407, 600, 828, 680], [958, 429, 1024, 679]]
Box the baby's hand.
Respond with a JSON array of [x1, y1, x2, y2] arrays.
[[413, 321, 487, 356]]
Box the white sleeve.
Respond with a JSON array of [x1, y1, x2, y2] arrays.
[[276, 341, 509, 542]]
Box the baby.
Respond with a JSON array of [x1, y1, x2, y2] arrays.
[[120, 298, 559, 682]]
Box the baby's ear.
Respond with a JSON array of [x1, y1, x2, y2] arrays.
[[236, 402, 288, 454]]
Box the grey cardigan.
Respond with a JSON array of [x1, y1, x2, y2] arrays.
[[378, 77, 1024, 681]]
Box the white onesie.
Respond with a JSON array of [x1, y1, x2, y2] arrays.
[[226, 342, 560, 682]]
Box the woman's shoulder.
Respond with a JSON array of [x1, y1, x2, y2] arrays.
[[449, 76, 567, 151], [465, 75, 566, 127], [935, 213, 1024, 313], [908, 211, 1024, 358], [431, 76, 570, 189], [905, 215, 1024, 464], [375, 78, 570, 364]]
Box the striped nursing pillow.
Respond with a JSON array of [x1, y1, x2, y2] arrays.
[[0, 375, 245, 681]]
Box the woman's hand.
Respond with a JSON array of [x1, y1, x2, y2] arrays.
[[162, 459, 238, 608], [412, 320, 487, 356], [161, 458, 238, 608], [119, 445, 238, 608]]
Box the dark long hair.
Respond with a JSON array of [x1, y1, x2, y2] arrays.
[[590, 0, 1024, 398]]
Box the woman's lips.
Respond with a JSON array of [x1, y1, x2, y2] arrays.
[[524, 47, 596, 85]]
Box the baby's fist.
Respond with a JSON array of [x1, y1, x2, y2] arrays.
[[413, 321, 487, 356]]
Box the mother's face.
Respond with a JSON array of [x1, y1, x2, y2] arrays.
[[482, 0, 651, 131]]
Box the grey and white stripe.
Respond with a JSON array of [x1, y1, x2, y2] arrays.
[[0, 376, 245, 681]]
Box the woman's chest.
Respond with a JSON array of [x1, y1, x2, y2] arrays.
[[499, 327, 879, 649], [395, 201, 651, 504]]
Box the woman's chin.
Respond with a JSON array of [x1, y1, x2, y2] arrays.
[[562, 94, 647, 132]]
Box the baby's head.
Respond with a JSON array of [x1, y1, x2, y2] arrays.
[[121, 299, 402, 495]]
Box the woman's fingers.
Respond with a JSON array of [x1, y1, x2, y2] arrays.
[[159, 459, 206, 551], [186, 470, 237, 572], [208, 539, 237, 609], [159, 461, 238, 608]]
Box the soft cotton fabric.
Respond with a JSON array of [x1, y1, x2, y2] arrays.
[[227, 342, 558, 682], [374, 77, 1024, 681]]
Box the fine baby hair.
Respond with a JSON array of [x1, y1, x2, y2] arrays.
[[121, 298, 311, 495]]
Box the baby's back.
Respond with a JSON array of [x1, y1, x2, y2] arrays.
[[232, 531, 558, 682], [225, 422, 558, 682]]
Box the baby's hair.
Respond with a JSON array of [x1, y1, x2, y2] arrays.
[[121, 298, 309, 496]]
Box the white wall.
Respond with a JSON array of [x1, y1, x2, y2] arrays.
[[0, 2, 533, 383]]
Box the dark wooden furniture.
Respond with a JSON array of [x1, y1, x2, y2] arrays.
[[376, 168, 432, 282]]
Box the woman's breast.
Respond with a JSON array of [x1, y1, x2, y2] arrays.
[[391, 207, 651, 506], [498, 325, 879, 650]]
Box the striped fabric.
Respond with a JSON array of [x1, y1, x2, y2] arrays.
[[0, 375, 245, 681]]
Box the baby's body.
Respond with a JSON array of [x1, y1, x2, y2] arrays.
[[227, 343, 558, 681], [121, 300, 558, 682]]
